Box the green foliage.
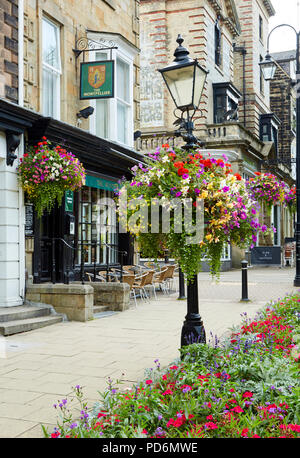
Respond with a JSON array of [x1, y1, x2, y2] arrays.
[[45, 294, 300, 439]]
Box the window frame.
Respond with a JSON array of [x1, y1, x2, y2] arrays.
[[259, 15, 263, 42], [41, 16, 62, 119], [214, 19, 222, 68], [88, 40, 135, 148]]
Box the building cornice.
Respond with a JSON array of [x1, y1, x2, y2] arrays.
[[208, 0, 241, 35], [262, 0, 276, 17]]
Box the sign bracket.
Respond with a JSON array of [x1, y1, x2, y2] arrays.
[[73, 36, 118, 61]]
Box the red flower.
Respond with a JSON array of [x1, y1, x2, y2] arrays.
[[231, 406, 244, 414], [177, 167, 189, 176], [241, 428, 249, 437], [234, 173, 242, 180], [174, 162, 184, 169], [162, 143, 169, 148], [242, 391, 254, 399]]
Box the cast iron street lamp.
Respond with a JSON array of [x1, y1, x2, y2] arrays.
[[158, 35, 208, 346], [259, 24, 300, 286]]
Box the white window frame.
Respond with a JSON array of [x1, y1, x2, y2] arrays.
[[88, 33, 137, 148], [271, 205, 281, 246], [42, 17, 61, 119]]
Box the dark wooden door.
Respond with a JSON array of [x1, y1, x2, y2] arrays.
[[33, 203, 64, 283]]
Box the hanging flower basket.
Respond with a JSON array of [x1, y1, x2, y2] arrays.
[[284, 186, 296, 215], [117, 146, 269, 280], [18, 137, 86, 217], [246, 172, 287, 214]]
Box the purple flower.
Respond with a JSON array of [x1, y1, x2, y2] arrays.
[[182, 173, 189, 180], [222, 186, 230, 192], [175, 191, 182, 197]]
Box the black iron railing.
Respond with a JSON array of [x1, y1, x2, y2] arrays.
[[50, 238, 127, 285]]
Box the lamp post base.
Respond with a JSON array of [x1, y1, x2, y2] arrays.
[[180, 274, 206, 347], [294, 277, 300, 287], [181, 315, 206, 347]]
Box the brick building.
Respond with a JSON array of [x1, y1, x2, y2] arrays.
[[138, 0, 294, 267], [0, 0, 19, 103], [0, 0, 143, 310], [269, 50, 296, 177]]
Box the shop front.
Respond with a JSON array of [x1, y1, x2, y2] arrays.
[[25, 116, 143, 286]]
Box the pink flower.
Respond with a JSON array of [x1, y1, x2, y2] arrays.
[[231, 406, 244, 414], [204, 422, 218, 430], [145, 379, 153, 385]]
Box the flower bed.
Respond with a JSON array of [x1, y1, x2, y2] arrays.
[[44, 295, 300, 439]]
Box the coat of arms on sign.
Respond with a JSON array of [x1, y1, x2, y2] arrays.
[[88, 65, 106, 89]]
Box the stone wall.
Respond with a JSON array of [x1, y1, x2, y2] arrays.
[[234, 0, 273, 138], [270, 63, 295, 166], [140, 0, 237, 134], [26, 283, 94, 322], [23, 0, 140, 132], [0, 0, 19, 103]]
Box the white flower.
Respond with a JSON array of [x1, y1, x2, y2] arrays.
[[156, 169, 163, 178], [161, 155, 169, 163], [181, 186, 189, 196]]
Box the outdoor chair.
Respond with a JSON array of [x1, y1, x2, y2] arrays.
[[132, 272, 151, 302], [283, 248, 294, 267], [142, 270, 157, 300], [152, 267, 169, 294], [144, 261, 160, 272], [122, 274, 137, 307], [163, 265, 176, 293], [86, 272, 106, 282]]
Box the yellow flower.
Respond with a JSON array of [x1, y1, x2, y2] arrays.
[[227, 203, 234, 209], [201, 191, 208, 199], [216, 201, 223, 207], [205, 234, 213, 241], [207, 183, 214, 190]]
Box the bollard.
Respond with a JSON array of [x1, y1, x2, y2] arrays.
[[178, 267, 186, 300], [241, 259, 250, 302]]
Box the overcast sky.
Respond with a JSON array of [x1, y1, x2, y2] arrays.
[[268, 0, 300, 52]]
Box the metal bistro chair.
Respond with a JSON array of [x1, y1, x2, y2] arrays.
[[132, 272, 151, 302], [152, 267, 169, 295], [86, 272, 106, 282], [163, 265, 176, 293], [143, 270, 157, 300], [122, 274, 137, 307]]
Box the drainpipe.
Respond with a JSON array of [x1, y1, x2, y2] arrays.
[[18, 0, 24, 107], [18, 0, 25, 301], [233, 42, 247, 127]]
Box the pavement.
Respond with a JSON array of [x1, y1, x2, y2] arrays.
[[0, 266, 299, 438]]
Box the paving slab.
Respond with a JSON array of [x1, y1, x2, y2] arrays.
[[0, 267, 299, 437]]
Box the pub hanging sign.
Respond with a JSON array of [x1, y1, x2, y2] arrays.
[[80, 60, 114, 100]]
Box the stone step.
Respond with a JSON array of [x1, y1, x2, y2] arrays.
[[93, 305, 111, 314], [0, 306, 51, 323], [0, 315, 63, 336]]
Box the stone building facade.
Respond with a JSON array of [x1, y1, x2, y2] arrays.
[[269, 50, 296, 174], [0, 0, 19, 103], [138, 0, 294, 267], [0, 0, 143, 310]]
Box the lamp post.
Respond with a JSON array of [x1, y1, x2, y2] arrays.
[[158, 35, 208, 346], [259, 24, 300, 286]]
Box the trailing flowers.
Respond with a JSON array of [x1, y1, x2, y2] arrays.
[[117, 146, 271, 280], [18, 137, 85, 217]]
